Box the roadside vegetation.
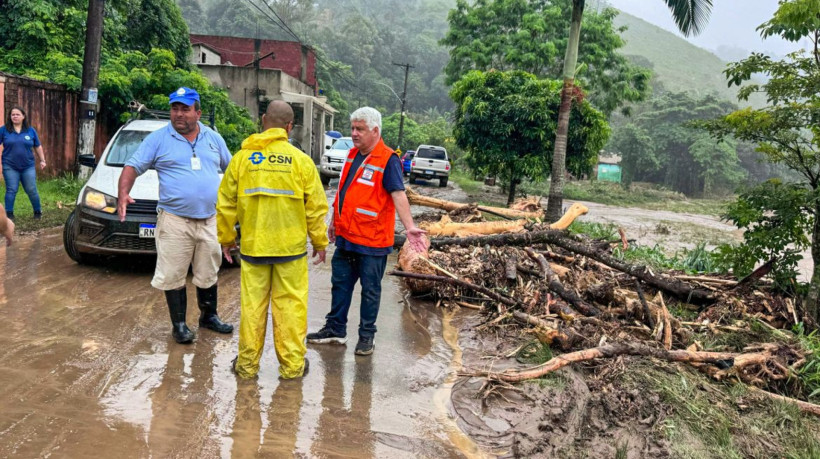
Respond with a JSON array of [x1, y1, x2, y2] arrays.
[[6, 176, 83, 233]]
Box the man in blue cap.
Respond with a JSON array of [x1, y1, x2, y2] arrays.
[[117, 87, 235, 344]]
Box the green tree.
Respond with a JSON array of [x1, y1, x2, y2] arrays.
[[441, 0, 651, 116], [451, 70, 608, 205], [701, 0, 820, 322], [545, 0, 713, 220], [608, 123, 656, 189], [381, 113, 427, 150], [0, 0, 256, 152]]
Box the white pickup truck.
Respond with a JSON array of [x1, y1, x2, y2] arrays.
[[409, 145, 450, 187]]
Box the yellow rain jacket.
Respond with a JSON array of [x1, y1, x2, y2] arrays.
[[216, 128, 329, 255], [216, 127, 328, 379]]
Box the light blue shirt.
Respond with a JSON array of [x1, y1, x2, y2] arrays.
[[126, 122, 232, 219]]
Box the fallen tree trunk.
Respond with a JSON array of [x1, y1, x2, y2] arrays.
[[421, 215, 529, 237], [475, 342, 739, 383], [406, 187, 544, 219], [431, 230, 717, 306]]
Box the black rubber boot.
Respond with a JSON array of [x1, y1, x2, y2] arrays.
[[165, 288, 195, 344], [197, 284, 234, 334]]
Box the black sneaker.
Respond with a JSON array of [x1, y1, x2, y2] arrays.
[[33, 212, 41, 220], [355, 336, 375, 356], [306, 327, 347, 344]]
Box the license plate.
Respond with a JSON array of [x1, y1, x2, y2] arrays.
[[139, 224, 156, 238], [425, 170, 434, 175]]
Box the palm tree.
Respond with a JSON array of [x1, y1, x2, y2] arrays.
[[545, 0, 714, 220]]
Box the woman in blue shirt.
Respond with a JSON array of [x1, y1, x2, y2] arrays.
[[0, 106, 47, 220]]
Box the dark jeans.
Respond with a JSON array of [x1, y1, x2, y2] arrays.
[[325, 248, 388, 339], [3, 165, 41, 214]]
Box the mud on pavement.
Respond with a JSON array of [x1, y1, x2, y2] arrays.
[[0, 187, 477, 458]]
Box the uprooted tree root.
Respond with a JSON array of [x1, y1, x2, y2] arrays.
[[392, 196, 820, 418]]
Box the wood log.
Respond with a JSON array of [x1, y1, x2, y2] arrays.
[[547, 202, 588, 230], [405, 186, 467, 212], [732, 259, 774, 291], [525, 248, 600, 316], [750, 387, 820, 417], [405, 186, 544, 219], [431, 230, 717, 306], [505, 252, 519, 281], [420, 215, 529, 237], [510, 195, 543, 212], [476, 342, 740, 383], [397, 234, 434, 292], [634, 280, 655, 329], [659, 293, 672, 350]]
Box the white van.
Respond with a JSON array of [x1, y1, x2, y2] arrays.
[[63, 119, 167, 263]]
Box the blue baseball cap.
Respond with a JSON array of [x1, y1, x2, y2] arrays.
[[169, 87, 200, 106]]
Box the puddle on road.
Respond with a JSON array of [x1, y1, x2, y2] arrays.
[[0, 228, 481, 458]]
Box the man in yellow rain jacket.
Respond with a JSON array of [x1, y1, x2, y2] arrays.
[[217, 100, 329, 379]]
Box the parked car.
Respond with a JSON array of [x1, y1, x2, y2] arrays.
[[409, 145, 450, 187], [318, 136, 353, 185], [63, 118, 239, 265], [402, 150, 415, 175]]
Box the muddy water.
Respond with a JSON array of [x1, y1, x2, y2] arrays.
[[0, 225, 473, 458]]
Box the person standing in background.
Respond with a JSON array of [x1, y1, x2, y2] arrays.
[[0, 107, 47, 220]]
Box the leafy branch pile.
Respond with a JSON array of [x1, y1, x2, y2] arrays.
[[394, 191, 820, 416]]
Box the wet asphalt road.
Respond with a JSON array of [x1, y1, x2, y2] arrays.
[[0, 220, 476, 457]]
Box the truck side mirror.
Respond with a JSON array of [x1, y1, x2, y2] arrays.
[[78, 154, 97, 169]]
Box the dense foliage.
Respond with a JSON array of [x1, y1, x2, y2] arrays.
[[441, 0, 651, 116], [450, 70, 609, 204], [713, 180, 812, 291], [0, 0, 255, 151], [610, 92, 744, 196], [701, 0, 820, 322]]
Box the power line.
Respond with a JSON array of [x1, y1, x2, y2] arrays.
[[257, 0, 303, 43], [240, 0, 297, 41]]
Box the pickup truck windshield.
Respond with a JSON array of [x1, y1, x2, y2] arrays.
[[417, 148, 446, 160], [331, 138, 354, 150], [105, 130, 153, 166]]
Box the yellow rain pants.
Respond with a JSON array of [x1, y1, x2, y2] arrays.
[[235, 256, 308, 379]]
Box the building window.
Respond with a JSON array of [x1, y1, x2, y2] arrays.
[[201, 52, 206, 64]]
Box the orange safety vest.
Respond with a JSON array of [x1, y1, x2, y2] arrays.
[[333, 139, 397, 248]]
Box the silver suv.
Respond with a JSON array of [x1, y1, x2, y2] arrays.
[[409, 145, 450, 187]]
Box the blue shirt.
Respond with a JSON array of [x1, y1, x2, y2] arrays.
[[0, 126, 40, 170], [336, 152, 405, 256], [126, 122, 232, 219]]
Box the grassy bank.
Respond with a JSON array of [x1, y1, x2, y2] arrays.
[[3, 175, 84, 233], [450, 171, 731, 217]]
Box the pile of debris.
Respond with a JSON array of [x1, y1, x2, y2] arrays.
[[394, 187, 820, 416]]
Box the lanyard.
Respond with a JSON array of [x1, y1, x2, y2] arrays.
[[187, 134, 199, 158]]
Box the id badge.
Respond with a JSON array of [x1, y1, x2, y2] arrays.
[[191, 157, 202, 170]]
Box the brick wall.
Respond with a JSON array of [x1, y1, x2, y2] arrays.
[[189, 35, 317, 89]]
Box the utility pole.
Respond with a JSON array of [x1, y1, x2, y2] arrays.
[[76, 0, 105, 176], [392, 62, 413, 150]]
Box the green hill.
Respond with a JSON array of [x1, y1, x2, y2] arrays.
[[614, 11, 763, 107]]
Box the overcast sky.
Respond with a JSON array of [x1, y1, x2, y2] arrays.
[[606, 0, 810, 59]]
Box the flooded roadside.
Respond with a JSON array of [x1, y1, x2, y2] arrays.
[[0, 221, 473, 457]]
